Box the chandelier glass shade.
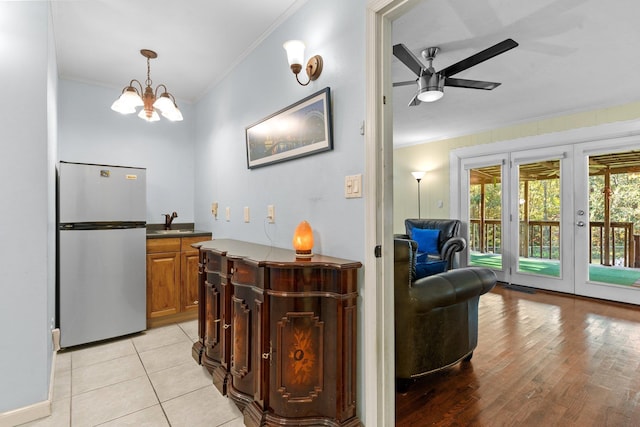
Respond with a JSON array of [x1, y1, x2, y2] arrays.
[[111, 49, 183, 122]]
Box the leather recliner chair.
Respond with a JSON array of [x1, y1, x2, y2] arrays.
[[394, 237, 497, 391], [395, 218, 466, 273]]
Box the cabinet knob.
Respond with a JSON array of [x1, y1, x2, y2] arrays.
[[262, 353, 270, 360], [223, 323, 231, 329], [193, 300, 198, 304]]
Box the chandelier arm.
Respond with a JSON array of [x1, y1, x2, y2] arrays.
[[154, 84, 169, 98], [128, 79, 144, 95]]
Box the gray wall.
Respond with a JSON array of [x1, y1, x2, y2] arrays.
[[192, 0, 367, 415], [194, 0, 366, 261], [0, 1, 52, 412]]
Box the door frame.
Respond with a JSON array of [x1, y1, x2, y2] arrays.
[[365, 0, 423, 425]]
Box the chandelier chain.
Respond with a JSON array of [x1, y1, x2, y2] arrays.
[[145, 57, 153, 88]]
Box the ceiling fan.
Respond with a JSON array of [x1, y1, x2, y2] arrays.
[[393, 38, 518, 106]]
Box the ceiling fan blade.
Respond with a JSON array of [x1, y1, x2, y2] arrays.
[[445, 77, 501, 90], [408, 94, 421, 107], [440, 38, 518, 77], [393, 43, 425, 77], [393, 80, 416, 87]]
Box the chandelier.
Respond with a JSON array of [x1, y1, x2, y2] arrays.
[[111, 49, 183, 122]]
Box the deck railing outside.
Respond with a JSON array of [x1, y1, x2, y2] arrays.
[[469, 219, 638, 267]]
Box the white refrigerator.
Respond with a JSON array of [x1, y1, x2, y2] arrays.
[[58, 161, 147, 347]]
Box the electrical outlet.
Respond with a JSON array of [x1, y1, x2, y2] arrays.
[[244, 206, 250, 223], [225, 207, 231, 221], [211, 202, 218, 218], [267, 205, 275, 223]]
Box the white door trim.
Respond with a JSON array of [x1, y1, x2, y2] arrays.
[[365, 0, 423, 425]]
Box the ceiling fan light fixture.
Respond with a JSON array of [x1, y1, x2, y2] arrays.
[[416, 73, 444, 103], [418, 89, 444, 103]]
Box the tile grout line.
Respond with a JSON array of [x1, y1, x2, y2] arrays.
[[63, 321, 199, 427], [133, 332, 173, 427]]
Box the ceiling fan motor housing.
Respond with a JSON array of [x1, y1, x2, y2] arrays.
[[417, 73, 444, 102]]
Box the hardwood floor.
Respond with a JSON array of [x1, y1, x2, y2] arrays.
[[396, 284, 640, 426]]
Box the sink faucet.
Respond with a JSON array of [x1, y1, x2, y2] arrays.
[[163, 211, 178, 229]]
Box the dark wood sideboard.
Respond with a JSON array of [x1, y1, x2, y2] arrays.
[[191, 239, 362, 426]]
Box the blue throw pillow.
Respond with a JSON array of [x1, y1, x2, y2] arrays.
[[415, 260, 447, 279], [411, 228, 440, 255]]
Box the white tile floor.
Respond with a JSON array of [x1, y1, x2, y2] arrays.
[[19, 320, 244, 427]]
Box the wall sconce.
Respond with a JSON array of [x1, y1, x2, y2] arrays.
[[283, 40, 323, 86], [411, 171, 426, 218], [292, 220, 314, 258]]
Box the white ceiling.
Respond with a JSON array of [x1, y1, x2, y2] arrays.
[[392, 0, 640, 146], [51, 0, 640, 147], [50, 0, 304, 102]]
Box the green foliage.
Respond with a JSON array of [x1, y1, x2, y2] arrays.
[[590, 172, 640, 234]]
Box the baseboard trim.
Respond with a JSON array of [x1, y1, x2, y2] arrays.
[[0, 350, 56, 426]]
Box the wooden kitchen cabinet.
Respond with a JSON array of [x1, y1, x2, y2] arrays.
[[192, 239, 361, 427], [146, 238, 181, 319], [146, 234, 211, 327], [181, 236, 205, 312]]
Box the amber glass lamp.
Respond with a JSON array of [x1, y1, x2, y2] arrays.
[[292, 220, 314, 258]]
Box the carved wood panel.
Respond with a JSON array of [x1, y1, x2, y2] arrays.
[[276, 311, 324, 403], [204, 280, 219, 354], [231, 295, 251, 378]]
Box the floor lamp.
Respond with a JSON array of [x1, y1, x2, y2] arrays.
[[411, 171, 426, 218]]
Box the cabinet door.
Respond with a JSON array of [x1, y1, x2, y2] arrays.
[[267, 267, 359, 423], [146, 252, 181, 318], [228, 261, 265, 406], [181, 250, 200, 312]]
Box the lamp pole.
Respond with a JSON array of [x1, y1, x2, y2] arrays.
[[411, 171, 426, 219], [416, 178, 422, 218]]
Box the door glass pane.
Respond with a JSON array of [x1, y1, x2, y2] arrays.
[[517, 160, 561, 277], [469, 165, 502, 270], [587, 150, 640, 286]]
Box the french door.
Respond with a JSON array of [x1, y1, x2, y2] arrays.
[[461, 139, 640, 304], [461, 147, 573, 292], [574, 138, 640, 304]]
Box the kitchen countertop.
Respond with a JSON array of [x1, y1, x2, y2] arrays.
[[146, 223, 212, 239]]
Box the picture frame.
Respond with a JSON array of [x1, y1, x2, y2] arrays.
[[245, 87, 333, 169]]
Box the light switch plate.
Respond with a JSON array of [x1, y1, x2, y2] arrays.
[[344, 174, 363, 198], [244, 206, 250, 223], [225, 207, 231, 221], [211, 202, 218, 218]]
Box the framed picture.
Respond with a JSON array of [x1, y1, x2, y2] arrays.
[[246, 87, 333, 169]]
